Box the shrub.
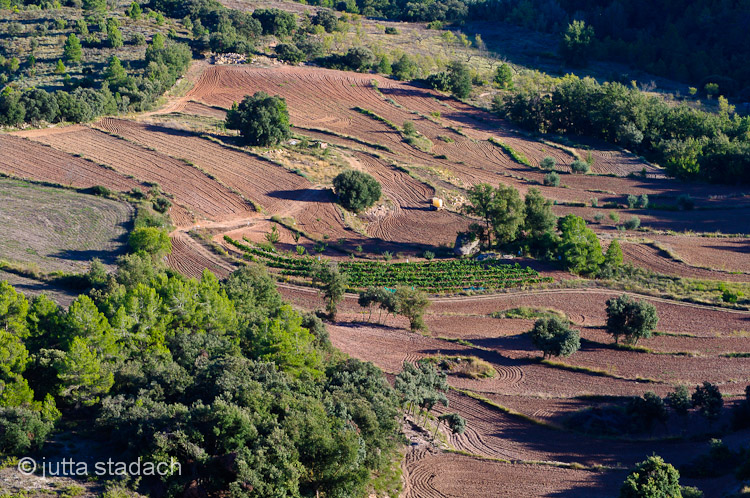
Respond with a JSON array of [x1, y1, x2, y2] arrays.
[[332, 170, 382, 212], [153, 197, 171, 213], [312, 9, 339, 33], [543, 171, 560, 186], [384, 26, 398, 34], [623, 216, 641, 230], [494, 63, 513, 89], [446, 61, 472, 99], [341, 46, 375, 72], [593, 213, 604, 223], [128, 227, 171, 256], [692, 382, 723, 421], [422, 250, 435, 260], [571, 160, 590, 173], [627, 194, 638, 208], [638, 194, 649, 208], [0, 406, 55, 455], [402, 121, 417, 136], [540, 156, 556, 170], [275, 43, 305, 64], [90, 185, 111, 197], [391, 54, 418, 81], [609, 212, 620, 223], [620, 455, 682, 498], [225, 92, 290, 146], [666, 385, 691, 415], [677, 194, 694, 210]]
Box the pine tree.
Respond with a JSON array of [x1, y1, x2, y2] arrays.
[[57, 337, 114, 408], [63, 33, 82, 62]]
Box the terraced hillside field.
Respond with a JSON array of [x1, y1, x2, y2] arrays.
[[0, 178, 132, 274]]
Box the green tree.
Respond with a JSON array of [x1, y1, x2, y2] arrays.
[[523, 188, 556, 239], [434, 412, 466, 438], [82, 0, 106, 14], [275, 43, 304, 64], [692, 382, 723, 421], [103, 55, 127, 85], [55, 59, 66, 74], [126, 1, 142, 20], [494, 63, 513, 89], [57, 336, 114, 408], [620, 455, 682, 498], [530, 316, 580, 359], [312, 262, 348, 320], [463, 183, 524, 247], [558, 214, 604, 274], [107, 25, 123, 48], [341, 46, 375, 72], [446, 60, 472, 98], [63, 33, 82, 62], [225, 92, 291, 146], [666, 385, 691, 416], [394, 287, 430, 332], [604, 239, 624, 268], [392, 54, 418, 81], [560, 20, 595, 66], [128, 227, 171, 256], [332, 170, 382, 212], [605, 295, 658, 345]]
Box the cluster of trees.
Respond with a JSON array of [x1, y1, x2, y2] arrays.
[[469, 0, 750, 91], [0, 250, 403, 496], [424, 60, 472, 98], [494, 74, 750, 183], [225, 92, 291, 146], [303, 0, 468, 22], [0, 35, 191, 126], [358, 286, 430, 332], [461, 183, 622, 276]]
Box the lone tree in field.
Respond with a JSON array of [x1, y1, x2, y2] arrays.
[[530, 316, 580, 359], [605, 295, 658, 345], [332, 170, 381, 212], [226, 92, 290, 146], [620, 455, 682, 498], [394, 287, 430, 332], [434, 412, 466, 439]]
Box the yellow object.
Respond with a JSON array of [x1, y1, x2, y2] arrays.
[[431, 197, 443, 209]]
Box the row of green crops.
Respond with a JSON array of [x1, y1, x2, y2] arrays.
[[225, 236, 553, 293]]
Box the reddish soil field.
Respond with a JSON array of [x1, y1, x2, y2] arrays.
[[650, 234, 750, 273], [22, 126, 255, 224], [167, 232, 235, 280], [402, 450, 624, 498], [618, 240, 750, 282], [0, 134, 143, 193]]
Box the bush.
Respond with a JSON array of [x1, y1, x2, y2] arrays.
[[666, 385, 692, 415], [627, 194, 638, 208], [312, 9, 339, 33], [402, 121, 417, 136], [90, 185, 111, 197], [275, 43, 304, 64], [540, 156, 556, 170], [384, 26, 398, 34], [623, 216, 641, 230], [677, 194, 695, 210], [0, 406, 55, 455], [341, 46, 375, 72], [225, 92, 290, 146], [128, 227, 171, 255], [494, 63, 513, 89], [543, 171, 560, 186], [391, 54, 418, 81], [332, 170, 382, 212], [446, 61, 472, 99], [571, 160, 590, 173], [692, 382, 723, 421], [620, 455, 682, 498]]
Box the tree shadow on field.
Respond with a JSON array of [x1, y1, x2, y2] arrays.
[[267, 188, 336, 203]]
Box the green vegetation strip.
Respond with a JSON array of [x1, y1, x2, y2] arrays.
[[488, 137, 533, 167], [540, 358, 661, 384], [225, 236, 552, 293]]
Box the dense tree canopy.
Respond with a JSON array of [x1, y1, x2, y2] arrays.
[[226, 92, 291, 146], [605, 295, 659, 345], [332, 170, 382, 212]]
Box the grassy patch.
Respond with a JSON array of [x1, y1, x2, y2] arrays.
[[491, 306, 568, 321], [488, 137, 533, 167], [540, 358, 661, 384], [424, 355, 496, 379]]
